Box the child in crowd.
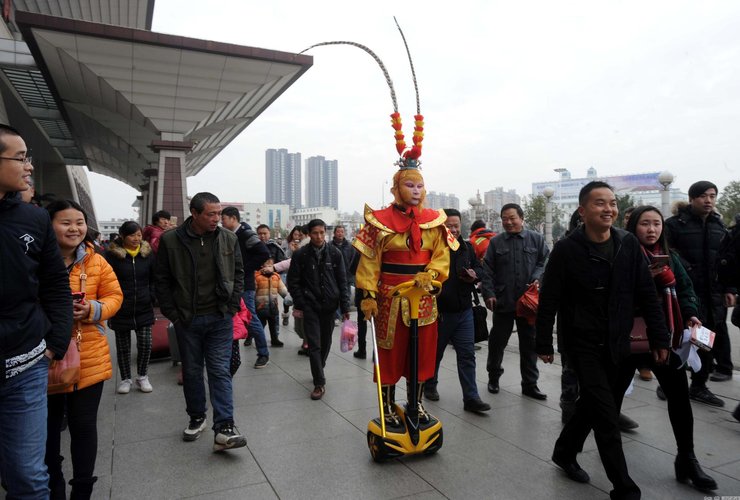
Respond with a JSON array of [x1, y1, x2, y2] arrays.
[[230, 298, 250, 376], [255, 259, 289, 347]]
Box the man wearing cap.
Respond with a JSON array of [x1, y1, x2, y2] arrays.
[[665, 180, 736, 407]]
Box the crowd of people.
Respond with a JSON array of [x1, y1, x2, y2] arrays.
[[1, 121, 739, 500]]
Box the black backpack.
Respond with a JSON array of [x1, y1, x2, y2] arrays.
[[717, 223, 740, 289]]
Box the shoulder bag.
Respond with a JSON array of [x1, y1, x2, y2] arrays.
[[48, 261, 85, 394]]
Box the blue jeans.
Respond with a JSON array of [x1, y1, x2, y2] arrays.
[[428, 309, 481, 402], [242, 291, 269, 357], [175, 314, 235, 430], [0, 357, 50, 499]]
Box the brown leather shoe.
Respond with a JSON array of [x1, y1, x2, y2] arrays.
[[310, 385, 325, 400], [638, 368, 653, 381]]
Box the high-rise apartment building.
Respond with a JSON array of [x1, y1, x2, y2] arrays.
[[306, 155, 338, 209], [484, 187, 521, 214], [425, 191, 460, 210], [265, 148, 302, 209]]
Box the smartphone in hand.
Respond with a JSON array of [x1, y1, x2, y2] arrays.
[[71, 291, 86, 303], [650, 254, 670, 268]]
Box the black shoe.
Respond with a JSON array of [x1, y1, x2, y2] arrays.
[[522, 386, 547, 400], [424, 387, 440, 401], [282, 316, 289, 326], [656, 385, 666, 401], [297, 348, 308, 356], [353, 350, 366, 359], [243, 339, 252, 347], [552, 453, 590, 483], [213, 423, 247, 452], [709, 372, 732, 382], [487, 381, 499, 394], [254, 356, 270, 369], [618, 412, 639, 431], [689, 386, 725, 407], [733, 403, 740, 422], [464, 398, 491, 413], [183, 416, 207, 442], [675, 452, 717, 491], [271, 340, 284, 347]]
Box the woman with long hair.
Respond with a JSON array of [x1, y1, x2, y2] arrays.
[[105, 220, 156, 394], [623, 205, 716, 492], [45, 200, 123, 500]]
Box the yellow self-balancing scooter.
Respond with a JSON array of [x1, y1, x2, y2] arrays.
[[367, 279, 444, 462]]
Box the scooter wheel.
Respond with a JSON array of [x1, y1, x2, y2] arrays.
[[367, 431, 390, 463], [423, 428, 443, 456]]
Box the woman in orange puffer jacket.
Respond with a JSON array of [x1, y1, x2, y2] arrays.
[[45, 200, 123, 500]]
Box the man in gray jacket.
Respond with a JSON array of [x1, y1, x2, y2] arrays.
[[482, 203, 549, 399]]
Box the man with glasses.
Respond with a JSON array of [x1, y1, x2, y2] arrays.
[[0, 124, 73, 498]]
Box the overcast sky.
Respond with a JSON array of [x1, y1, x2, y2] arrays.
[[89, 0, 740, 220]]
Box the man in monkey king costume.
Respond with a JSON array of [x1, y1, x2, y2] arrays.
[[353, 113, 458, 426]]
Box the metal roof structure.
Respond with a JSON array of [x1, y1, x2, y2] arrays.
[[11, 9, 312, 189]]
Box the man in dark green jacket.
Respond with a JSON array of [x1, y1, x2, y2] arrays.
[[155, 192, 246, 452]]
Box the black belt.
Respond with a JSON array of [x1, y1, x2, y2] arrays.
[[381, 263, 426, 275]]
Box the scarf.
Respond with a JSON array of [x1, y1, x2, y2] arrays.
[[643, 244, 683, 349], [125, 245, 141, 258], [392, 204, 423, 254]]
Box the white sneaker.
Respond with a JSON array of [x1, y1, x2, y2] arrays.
[[117, 379, 132, 394], [136, 375, 153, 393]]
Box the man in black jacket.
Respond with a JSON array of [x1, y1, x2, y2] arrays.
[[424, 209, 490, 413], [222, 208, 273, 360], [665, 181, 735, 407], [0, 124, 73, 497], [536, 181, 670, 500], [156, 193, 247, 452], [287, 219, 350, 400]]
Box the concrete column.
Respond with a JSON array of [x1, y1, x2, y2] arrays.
[[149, 139, 193, 224]]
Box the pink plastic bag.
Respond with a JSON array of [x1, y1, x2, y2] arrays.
[[340, 319, 358, 353]]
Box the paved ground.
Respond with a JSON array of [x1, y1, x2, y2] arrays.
[[57, 312, 740, 499]]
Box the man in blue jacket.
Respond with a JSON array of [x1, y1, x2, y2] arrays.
[[0, 124, 73, 498]]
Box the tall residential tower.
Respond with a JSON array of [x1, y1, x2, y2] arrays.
[[265, 148, 302, 209], [306, 155, 338, 209]]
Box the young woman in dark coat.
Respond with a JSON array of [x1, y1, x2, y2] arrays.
[[623, 205, 716, 492], [105, 221, 156, 394]]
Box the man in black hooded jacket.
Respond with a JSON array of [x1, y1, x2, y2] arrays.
[[0, 124, 72, 497], [665, 180, 735, 407]]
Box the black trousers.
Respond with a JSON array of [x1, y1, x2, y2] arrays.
[[46, 381, 104, 499], [304, 307, 335, 386], [617, 352, 694, 453], [487, 311, 539, 387], [355, 290, 367, 352], [554, 345, 640, 499]]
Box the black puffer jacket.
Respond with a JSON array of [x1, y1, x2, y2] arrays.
[[105, 240, 155, 330], [536, 227, 670, 363], [665, 206, 735, 323], [287, 243, 350, 314], [0, 193, 72, 383]]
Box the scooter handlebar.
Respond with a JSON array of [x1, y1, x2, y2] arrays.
[[387, 279, 443, 299]]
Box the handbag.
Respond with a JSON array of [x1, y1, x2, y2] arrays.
[[515, 283, 539, 326], [48, 261, 85, 394], [629, 317, 650, 354], [472, 291, 489, 343]]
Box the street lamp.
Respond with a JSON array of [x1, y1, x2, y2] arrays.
[[658, 171, 674, 217], [553, 168, 567, 205], [543, 186, 555, 248]]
